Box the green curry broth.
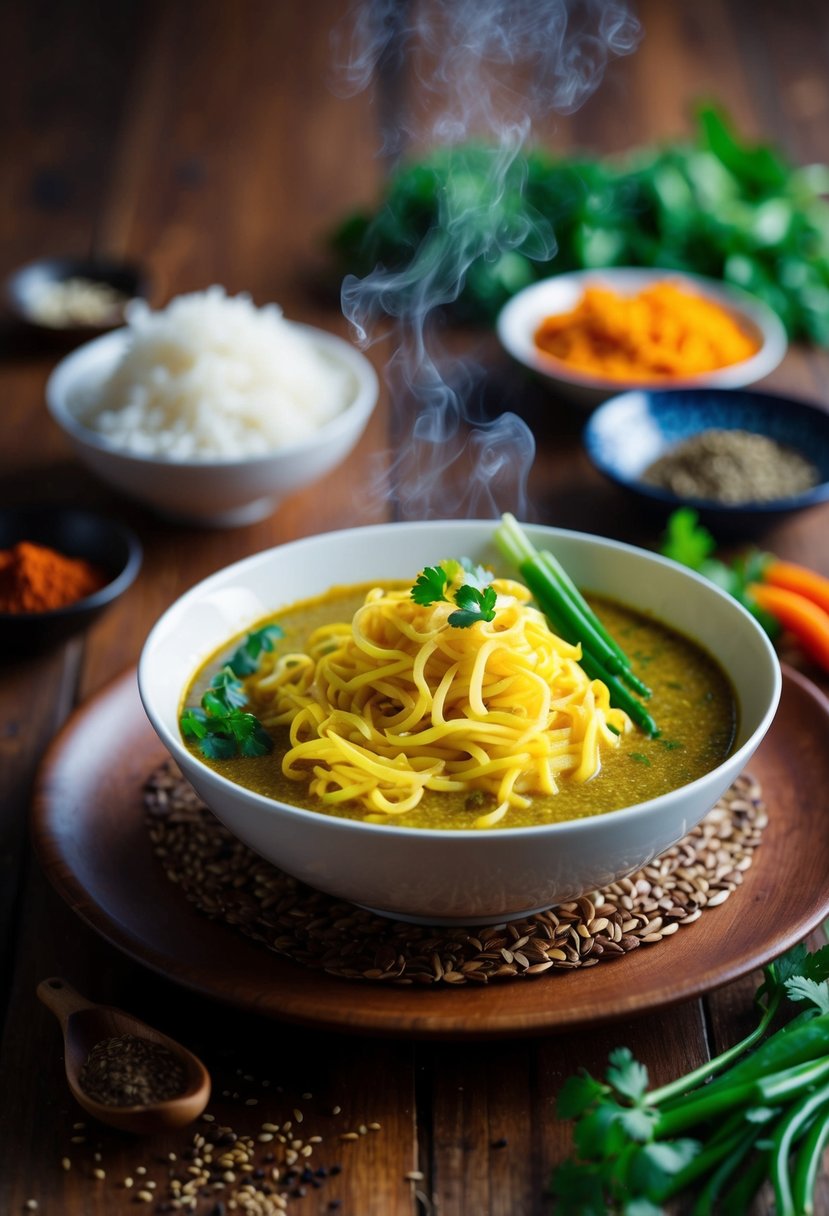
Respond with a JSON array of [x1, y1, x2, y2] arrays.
[[182, 583, 737, 830]]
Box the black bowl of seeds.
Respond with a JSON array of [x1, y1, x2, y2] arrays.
[[3, 255, 150, 345], [583, 387, 829, 537]]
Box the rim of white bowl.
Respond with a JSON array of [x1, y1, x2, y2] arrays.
[[45, 322, 379, 469], [496, 267, 788, 393], [138, 519, 783, 841]]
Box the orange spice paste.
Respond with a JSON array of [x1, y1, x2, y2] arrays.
[[533, 280, 761, 381], [0, 540, 106, 613]]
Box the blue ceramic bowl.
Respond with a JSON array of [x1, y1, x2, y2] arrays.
[[583, 388, 829, 537]]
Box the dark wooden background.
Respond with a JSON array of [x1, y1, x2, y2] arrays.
[[1, 1, 828, 1212]]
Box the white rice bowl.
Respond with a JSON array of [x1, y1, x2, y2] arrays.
[[77, 287, 355, 459]]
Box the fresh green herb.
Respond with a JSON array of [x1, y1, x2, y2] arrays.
[[180, 633, 277, 759], [659, 508, 780, 638], [228, 624, 283, 677], [181, 701, 273, 759], [411, 560, 497, 628], [629, 753, 652, 766], [494, 514, 658, 734], [549, 941, 829, 1214], [330, 106, 829, 343], [412, 565, 451, 606], [447, 583, 497, 628]]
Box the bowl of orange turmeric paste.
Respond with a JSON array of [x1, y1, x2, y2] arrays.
[[496, 268, 787, 409], [0, 506, 142, 648]]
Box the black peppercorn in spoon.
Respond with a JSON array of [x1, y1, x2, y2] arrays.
[[37, 977, 211, 1134]]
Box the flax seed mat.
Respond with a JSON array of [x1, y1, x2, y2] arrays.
[[144, 763, 766, 986]]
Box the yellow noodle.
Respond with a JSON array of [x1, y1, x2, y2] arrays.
[[248, 578, 630, 826]]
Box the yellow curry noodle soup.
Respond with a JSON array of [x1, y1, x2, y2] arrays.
[[246, 575, 630, 828]]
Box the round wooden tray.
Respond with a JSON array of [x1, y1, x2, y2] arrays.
[[32, 665, 829, 1039]]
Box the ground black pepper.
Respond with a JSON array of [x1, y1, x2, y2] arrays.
[[641, 428, 819, 503], [78, 1034, 187, 1107]]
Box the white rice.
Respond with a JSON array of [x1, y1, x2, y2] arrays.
[[78, 287, 355, 459]]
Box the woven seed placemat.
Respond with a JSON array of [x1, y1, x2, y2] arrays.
[[144, 764, 766, 986]]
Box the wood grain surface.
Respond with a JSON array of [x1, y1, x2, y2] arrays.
[[31, 665, 829, 1039], [2, 1, 829, 1213]]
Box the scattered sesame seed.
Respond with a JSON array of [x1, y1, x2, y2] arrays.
[[70, 1136, 86, 1144], [123, 1177, 134, 1188], [368, 1122, 381, 1131], [244, 1098, 258, 1107], [60, 1158, 71, 1171], [404, 1170, 425, 1181], [136, 1190, 153, 1203], [331, 1105, 342, 1116], [93, 1168, 106, 1180], [25, 1202, 38, 1211]]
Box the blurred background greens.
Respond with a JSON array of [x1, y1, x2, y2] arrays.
[[331, 105, 829, 340]]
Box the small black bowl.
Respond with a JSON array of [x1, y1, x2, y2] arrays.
[[0, 506, 142, 650], [583, 387, 829, 538], [4, 256, 149, 343]]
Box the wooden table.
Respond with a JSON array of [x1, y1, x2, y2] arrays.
[[1, 2, 828, 1212]]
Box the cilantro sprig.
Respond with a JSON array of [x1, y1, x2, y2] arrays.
[[660, 508, 780, 638], [227, 624, 283, 677], [550, 939, 829, 1214], [411, 559, 498, 628], [181, 626, 282, 759]]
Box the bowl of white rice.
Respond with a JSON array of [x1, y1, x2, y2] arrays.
[[45, 288, 379, 526]]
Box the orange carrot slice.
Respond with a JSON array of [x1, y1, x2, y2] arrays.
[[762, 559, 829, 615], [749, 581, 829, 671]]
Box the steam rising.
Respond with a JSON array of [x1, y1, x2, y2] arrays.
[[334, 0, 641, 521]]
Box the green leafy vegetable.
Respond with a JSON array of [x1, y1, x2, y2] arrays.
[[330, 105, 829, 343], [411, 560, 497, 628], [447, 583, 497, 627], [659, 508, 780, 638], [180, 634, 278, 759], [411, 565, 451, 606], [550, 939, 829, 1214], [228, 624, 283, 677]]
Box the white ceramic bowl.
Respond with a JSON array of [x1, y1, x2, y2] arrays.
[[138, 520, 781, 925], [45, 324, 378, 526], [496, 267, 788, 410]]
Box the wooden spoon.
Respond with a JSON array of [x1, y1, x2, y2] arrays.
[[37, 977, 211, 1133]]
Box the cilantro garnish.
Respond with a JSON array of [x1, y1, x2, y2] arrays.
[[549, 939, 829, 1214], [411, 565, 450, 607], [660, 509, 780, 638], [411, 560, 498, 628], [447, 583, 497, 627], [228, 624, 283, 677], [180, 631, 278, 759]]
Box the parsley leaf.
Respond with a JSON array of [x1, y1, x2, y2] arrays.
[[203, 666, 247, 714], [228, 624, 284, 677], [660, 507, 716, 569], [447, 583, 497, 628], [180, 707, 209, 740], [607, 1048, 649, 1102], [411, 561, 499, 627], [411, 565, 451, 606], [180, 628, 277, 759], [785, 975, 829, 1015]]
